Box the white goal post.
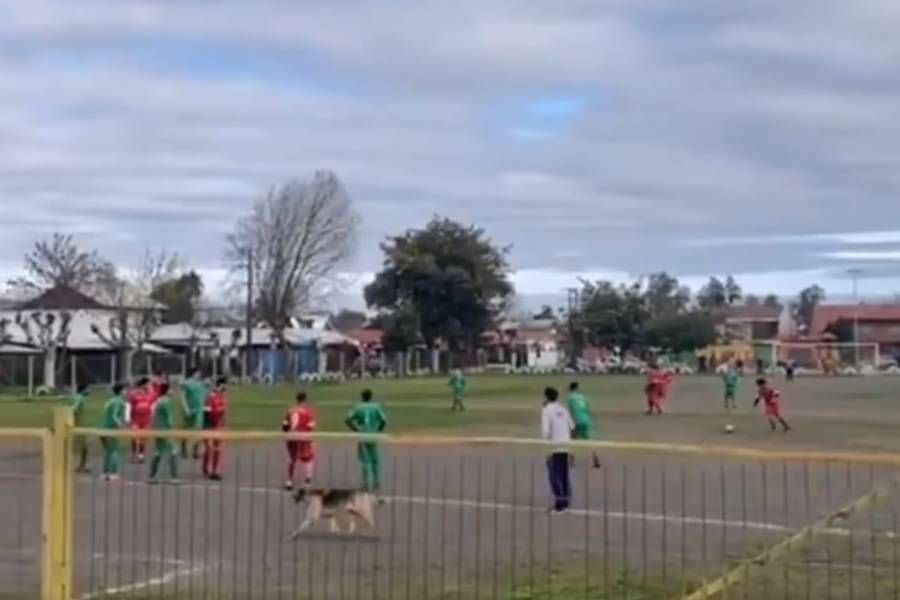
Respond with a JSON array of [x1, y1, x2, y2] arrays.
[[756, 341, 881, 370]]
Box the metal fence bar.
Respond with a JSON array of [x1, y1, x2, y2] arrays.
[[11, 414, 900, 600]]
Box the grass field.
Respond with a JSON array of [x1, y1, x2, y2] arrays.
[[3, 374, 900, 599], [3, 373, 900, 453]]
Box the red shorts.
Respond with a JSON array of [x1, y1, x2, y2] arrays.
[[131, 415, 151, 429], [764, 402, 782, 419], [286, 441, 314, 463]]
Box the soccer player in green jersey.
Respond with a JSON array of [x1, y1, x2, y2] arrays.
[[448, 369, 467, 412], [180, 369, 207, 459], [567, 382, 601, 469], [345, 389, 387, 497], [69, 383, 91, 473], [100, 384, 128, 481], [149, 383, 179, 483], [723, 365, 741, 410]]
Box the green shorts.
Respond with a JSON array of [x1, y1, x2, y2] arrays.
[[184, 411, 204, 430], [154, 438, 173, 455], [572, 423, 593, 440]]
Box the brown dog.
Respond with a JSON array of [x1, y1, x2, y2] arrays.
[[288, 488, 376, 538]]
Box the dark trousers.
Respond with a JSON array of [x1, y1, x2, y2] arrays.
[[547, 452, 572, 511]]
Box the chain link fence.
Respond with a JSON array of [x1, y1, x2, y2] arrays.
[[53, 431, 900, 599], [0, 434, 44, 600]]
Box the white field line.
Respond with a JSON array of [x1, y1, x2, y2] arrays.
[[2, 472, 893, 543], [87, 477, 900, 539], [0, 549, 186, 565], [75, 562, 206, 600]]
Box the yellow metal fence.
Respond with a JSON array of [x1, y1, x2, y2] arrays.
[[4, 409, 900, 599]]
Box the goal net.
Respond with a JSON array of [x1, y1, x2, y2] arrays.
[[768, 342, 880, 371]]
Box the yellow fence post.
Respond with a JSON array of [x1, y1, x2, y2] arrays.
[[43, 407, 74, 600]]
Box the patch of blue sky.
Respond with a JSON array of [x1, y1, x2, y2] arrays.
[[29, 34, 371, 97], [524, 94, 586, 118], [501, 91, 595, 140]]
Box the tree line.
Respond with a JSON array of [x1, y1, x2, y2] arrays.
[[3, 169, 836, 384]]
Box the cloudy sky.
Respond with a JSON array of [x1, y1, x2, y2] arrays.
[[3, 0, 900, 305]]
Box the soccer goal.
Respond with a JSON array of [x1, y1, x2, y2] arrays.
[[764, 341, 880, 371]]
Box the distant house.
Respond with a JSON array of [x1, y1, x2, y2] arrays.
[[484, 317, 563, 369], [16, 285, 111, 312], [0, 285, 170, 387], [810, 305, 900, 358], [331, 310, 370, 332], [294, 311, 334, 330], [716, 305, 792, 342]]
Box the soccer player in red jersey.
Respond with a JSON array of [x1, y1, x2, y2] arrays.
[[282, 391, 317, 490], [658, 370, 675, 410], [128, 377, 156, 463], [644, 367, 666, 415], [753, 378, 792, 432], [202, 377, 228, 480], [150, 370, 168, 402]]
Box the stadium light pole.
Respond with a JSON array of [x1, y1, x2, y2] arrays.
[[847, 268, 862, 367]]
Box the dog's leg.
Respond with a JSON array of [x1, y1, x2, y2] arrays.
[[287, 518, 314, 540], [346, 515, 357, 535], [288, 499, 321, 540], [329, 517, 339, 534]]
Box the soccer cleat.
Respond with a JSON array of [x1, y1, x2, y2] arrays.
[[209, 473, 223, 482], [284, 480, 294, 491]]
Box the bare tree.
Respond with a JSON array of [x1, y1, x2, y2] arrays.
[[91, 250, 178, 380], [10, 233, 117, 296], [16, 311, 72, 389], [226, 172, 358, 367]]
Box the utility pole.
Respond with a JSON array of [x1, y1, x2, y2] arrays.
[[244, 248, 254, 379], [566, 287, 581, 368], [848, 268, 862, 367]]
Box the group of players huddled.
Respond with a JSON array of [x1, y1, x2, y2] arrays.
[[68, 370, 229, 483], [67, 369, 390, 495]]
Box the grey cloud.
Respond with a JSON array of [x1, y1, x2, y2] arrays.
[[2, 0, 900, 296]]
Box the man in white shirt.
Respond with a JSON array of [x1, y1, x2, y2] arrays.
[[541, 386, 575, 512]]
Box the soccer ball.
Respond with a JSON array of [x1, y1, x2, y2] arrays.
[[724, 424, 735, 434]]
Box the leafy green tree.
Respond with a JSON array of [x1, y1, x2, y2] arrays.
[[644, 311, 720, 353], [644, 272, 690, 318], [379, 306, 422, 353], [151, 271, 204, 324], [824, 317, 855, 343], [795, 285, 826, 333], [533, 305, 557, 320], [365, 217, 513, 350], [573, 280, 650, 353], [763, 294, 781, 308], [697, 277, 727, 309], [725, 275, 742, 305]]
